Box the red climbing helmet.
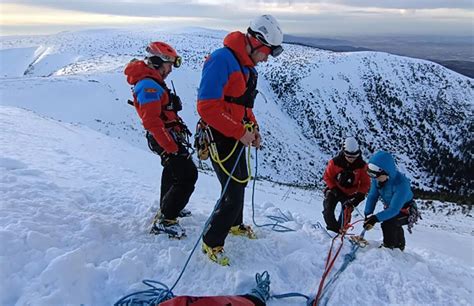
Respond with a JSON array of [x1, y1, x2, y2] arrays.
[[146, 41, 182, 68]]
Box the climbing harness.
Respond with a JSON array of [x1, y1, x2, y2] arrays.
[[194, 120, 211, 160], [194, 119, 253, 184], [400, 201, 422, 234], [224, 47, 259, 109]]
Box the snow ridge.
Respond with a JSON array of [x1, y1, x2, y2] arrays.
[[0, 28, 472, 196]]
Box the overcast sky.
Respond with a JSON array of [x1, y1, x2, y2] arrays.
[[1, 0, 473, 37]]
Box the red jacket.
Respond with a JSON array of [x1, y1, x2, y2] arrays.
[[323, 152, 371, 196], [124, 60, 181, 153], [197, 32, 258, 140]]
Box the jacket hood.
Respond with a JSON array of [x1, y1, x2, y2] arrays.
[[369, 151, 397, 178], [223, 31, 255, 68], [124, 60, 164, 85]]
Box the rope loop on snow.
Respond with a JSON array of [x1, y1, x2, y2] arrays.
[[114, 280, 174, 306], [251, 271, 271, 302], [251, 149, 296, 233]]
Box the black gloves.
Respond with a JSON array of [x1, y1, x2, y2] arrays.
[[342, 192, 365, 210], [352, 192, 366, 205], [363, 215, 378, 230]]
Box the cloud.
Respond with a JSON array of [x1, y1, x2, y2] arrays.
[[4, 0, 250, 18], [4, 0, 473, 20], [2, 0, 472, 36], [251, 0, 474, 10]]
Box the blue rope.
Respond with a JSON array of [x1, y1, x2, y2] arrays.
[[251, 149, 295, 233], [114, 280, 174, 306], [251, 271, 311, 303], [316, 229, 367, 306], [250, 271, 271, 302], [273, 292, 311, 300], [114, 147, 246, 306]]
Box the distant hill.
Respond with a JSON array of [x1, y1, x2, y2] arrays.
[[431, 60, 474, 78], [284, 34, 474, 78]]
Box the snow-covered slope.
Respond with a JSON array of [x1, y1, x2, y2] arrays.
[[1, 105, 472, 305], [0, 28, 472, 197]]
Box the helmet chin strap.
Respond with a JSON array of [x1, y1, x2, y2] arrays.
[[245, 34, 258, 65]]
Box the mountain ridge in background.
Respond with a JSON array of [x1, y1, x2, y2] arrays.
[[284, 34, 474, 78], [0, 27, 472, 201]]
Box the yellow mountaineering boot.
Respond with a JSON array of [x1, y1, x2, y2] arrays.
[[229, 224, 257, 239], [202, 242, 230, 266]]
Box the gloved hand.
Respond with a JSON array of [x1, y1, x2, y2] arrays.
[[344, 192, 366, 209], [325, 187, 341, 199], [363, 215, 378, 230], [342, 199, 355, 210]]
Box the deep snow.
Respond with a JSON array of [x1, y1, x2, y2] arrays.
[[0, 106, 472, 305]]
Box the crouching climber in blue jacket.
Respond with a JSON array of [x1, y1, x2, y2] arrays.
[[363, 151, 421, 251]]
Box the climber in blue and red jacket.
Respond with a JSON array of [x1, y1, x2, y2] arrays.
[[197, 15, 284, 265], [125, 41, 197, 239]]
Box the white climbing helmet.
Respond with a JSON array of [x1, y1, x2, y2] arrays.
[[343, 137, 360, 157], [249, 14, 284, 47]]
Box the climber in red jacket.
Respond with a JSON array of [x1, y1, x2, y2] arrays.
[[322, 136, 370, 233], [125, 41, 197, 239], [197, 15, 284, 265]]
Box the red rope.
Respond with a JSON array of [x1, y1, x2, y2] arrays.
[[312, 208, 362, 306]]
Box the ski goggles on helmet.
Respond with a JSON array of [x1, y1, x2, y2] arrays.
[[367, 163, 386, 178], [148, 54, 182, 68], [160, 54, 182, 68], [248, 28, 284, 57], [344, 150, 360, 159]]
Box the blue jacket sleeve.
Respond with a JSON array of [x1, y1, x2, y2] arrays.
[[364, 180, 379, 216]]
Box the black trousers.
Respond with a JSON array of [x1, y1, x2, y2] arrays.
[[203, 132, 248, 248], [146, 132, 198, 220], [322, 190, 350, 231], [381, 212, 409, 250], [160, 156, 198, 220]]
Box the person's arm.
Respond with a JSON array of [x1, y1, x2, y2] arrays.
[[364, 181, 379, 216], [323, 160, 338, 190], [197, 52, 246, 140], [135, 79, 178, 153]]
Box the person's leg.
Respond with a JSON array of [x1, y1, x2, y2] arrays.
[[231, 153, 249, 227], [160, 165, 173, 212], [381, 213, 408, 250], [323, 192, 340, 232], [203, 141, 247, 248], [160, 156, 198, 220]]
